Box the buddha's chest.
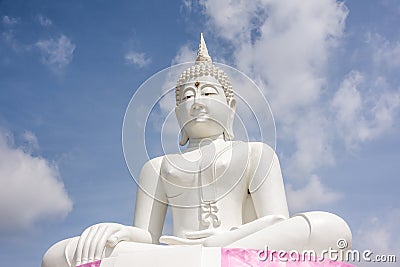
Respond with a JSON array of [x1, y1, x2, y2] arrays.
[[161, 141, 250, 207]]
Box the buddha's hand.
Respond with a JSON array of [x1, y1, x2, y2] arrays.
[[186, 229, 234, 246], [185, 228, 221, 239], [159, 229, 227, 246], [73, 223, 151, 266]]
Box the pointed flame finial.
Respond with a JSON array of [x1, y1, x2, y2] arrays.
[[196, 33, 212, 64]]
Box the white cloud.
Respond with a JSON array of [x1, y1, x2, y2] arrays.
[[21, 130, 39, 153], [356, 211, 400, 266], [172, 44, 195, 64], [331, 71, 400, 148], [37, 14, 52, 27], [124, 51, 151, 68], [36, 35, 76, 68], [1, 16, 21, 51], [233, 0, 347, 116], [286, 175, 342, 213], [0, 129, 72, 231], [2, 15, 19, 26], [2, 30, 18, 51], [368, 33, 400, 68], [181, 0, 194, 12], [200, 0, 262, 43], [285, 110, 335, 178]]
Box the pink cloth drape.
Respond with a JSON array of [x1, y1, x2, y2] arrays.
[[76, 248, 356, 267], [76, 260, 101, 267], [221, 248, 356, 267]]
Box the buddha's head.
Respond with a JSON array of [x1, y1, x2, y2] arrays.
[[175, 34, 236, 146]]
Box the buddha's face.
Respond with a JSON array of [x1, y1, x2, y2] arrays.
[[175, 76, 236, 143]]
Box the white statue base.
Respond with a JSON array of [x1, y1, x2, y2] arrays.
[[95, 245, 219, 267], [77, 245, 355, 267]]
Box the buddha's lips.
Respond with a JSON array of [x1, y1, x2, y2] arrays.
[[190, 110, 208, 117], [190, 113, 211, 121]]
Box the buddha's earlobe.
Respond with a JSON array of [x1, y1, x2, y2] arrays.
[[228, 98, 236, 112], [179, 130, 189, 146], [224, 122, 235, 141], [224, 98, 236, 141], [223, 131, 233, 141], [175, 106, 189, 146]]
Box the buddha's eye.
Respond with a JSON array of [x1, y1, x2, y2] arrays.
[[182, 89, 195, 102], [201, 86, 218, 97]]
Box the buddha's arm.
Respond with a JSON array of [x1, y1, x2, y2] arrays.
[[71, 158, 166, 266], [248, 143, 289, 218], [133, 157, 168, 244]]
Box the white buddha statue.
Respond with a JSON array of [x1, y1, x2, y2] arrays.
[[42, 34, 352, 267]]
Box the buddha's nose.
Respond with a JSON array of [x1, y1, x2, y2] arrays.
[[190, 102, 206, 114], [191, 102, 204, 110]]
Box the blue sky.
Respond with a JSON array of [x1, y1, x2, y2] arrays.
[[0, 0, 399, 266]]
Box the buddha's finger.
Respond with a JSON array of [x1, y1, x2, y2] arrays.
[[81, 225, 100, 264], [74, 227, 91, 266], [94, 226, 110, 260], [87, 225, 105, 263], [159, 235, 204, 245], [106, 227, 130, 247], [185, 229, 216, 239]]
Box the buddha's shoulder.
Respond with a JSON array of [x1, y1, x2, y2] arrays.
[[230, 141, 275, 154], [154, 153, 189, 169], [249, 141, 274, 151], [141, 156, 164, 171]]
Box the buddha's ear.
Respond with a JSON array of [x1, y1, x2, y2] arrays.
[[175, 106, 190, 146], [228, 98, 236, 112], [179, 130, 189, 146], [224, 98, 236, 141]]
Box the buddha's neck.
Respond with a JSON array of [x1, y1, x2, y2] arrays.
[[187, 134, 225, 149]]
